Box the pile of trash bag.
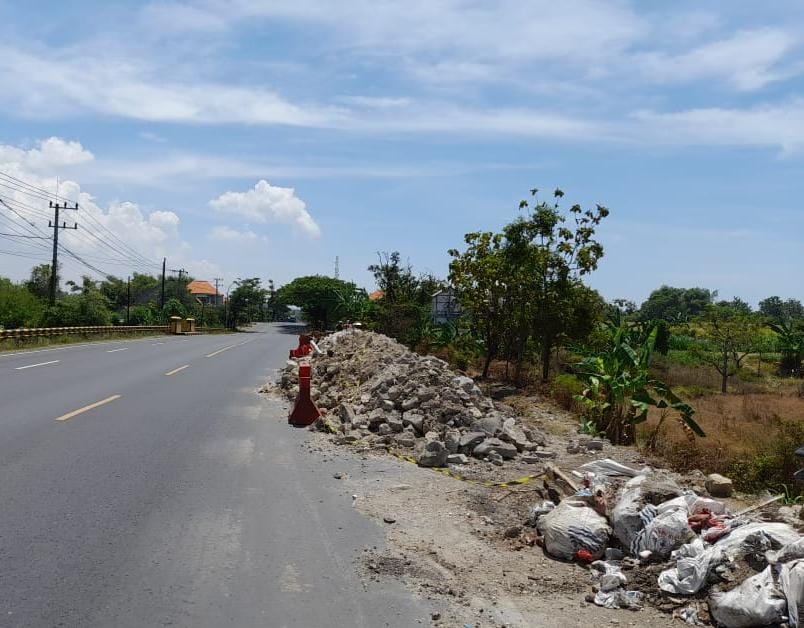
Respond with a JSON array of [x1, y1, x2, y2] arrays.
[[529, 458, 804, 626]]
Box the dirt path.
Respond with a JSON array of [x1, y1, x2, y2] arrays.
[[304, 432, 679, 627]]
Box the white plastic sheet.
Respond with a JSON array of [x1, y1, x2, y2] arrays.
[[658, 538, 724, 595], [709, 566, 787, 628], [780, 559, 804, 628], [577, 458, 650, 478]]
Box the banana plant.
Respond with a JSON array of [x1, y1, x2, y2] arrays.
[[768, 319, 804, 377], [573, 313, 704, 445]]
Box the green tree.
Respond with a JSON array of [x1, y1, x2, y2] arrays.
[[768, 319, 804, 377], [0, 277, 45, 328], [692, 305, 761, 393], [448, 231, 509, 378], [130, 273, 160, 304], [574, 314, 703, 445], [228, 278, 268, 328], [759, 296, 804, 323], [25, 264, 54, 301], [639, 286, 716, 322], [367, 252, 442, 343], [503, 187, 608, 382], [277, 275, 356, 330]]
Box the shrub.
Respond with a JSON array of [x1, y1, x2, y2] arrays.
[[550, 373, 585, 411], [728, 419, 804, 495]]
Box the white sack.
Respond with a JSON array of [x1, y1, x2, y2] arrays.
[[537, 498, 611, 561], [709, 566, 787, 628]]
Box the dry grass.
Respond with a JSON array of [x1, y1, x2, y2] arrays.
[[640, 391, 804, 493]]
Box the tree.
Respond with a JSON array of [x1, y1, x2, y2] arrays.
[[768, 319, 804, 377], [716, 297, 752, 315], [367, 252, 443, 343], [228, 278, 267, 328], [26, 264, 54, 300], [277, 276, 358, 330], [692, 305, 761, 393], [759, 296, 804, 323], [574, 314, 703, 445], [503, 187, 608, 382], [639, 286, 716, 322], [0, 277, 45, 328], [449, 232, 509, 378]]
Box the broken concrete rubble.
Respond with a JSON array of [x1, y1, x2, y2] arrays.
[[275, 329, 549, 469]]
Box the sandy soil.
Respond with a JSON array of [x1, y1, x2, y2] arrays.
[[268, 385, 799, 628]]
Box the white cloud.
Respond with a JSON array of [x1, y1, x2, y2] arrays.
[[635, 29, 796, 91], [0, 137, 94, 173], [0, 137, 219, 283], [209, 225, 259, 242], [210, 180, 321, 238], [0, 47, 343, 127], [633, 99, 804, 152]]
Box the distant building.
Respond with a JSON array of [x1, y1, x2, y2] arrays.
[[368, 290, 385, 301], [431, 288, 461, 325], [187, 280, 220, 305]]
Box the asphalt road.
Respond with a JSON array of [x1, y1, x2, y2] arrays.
[[0, 324, 432, 627]]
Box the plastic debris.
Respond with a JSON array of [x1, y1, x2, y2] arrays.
[[767, 537, 804, 565], [780, 559, 804, 628], [593, 589, 642, 610], [536, 498, 611, 561], [658, 538, 724, 595], [576, 458, 650, 479], [709, 566, 787, 628]]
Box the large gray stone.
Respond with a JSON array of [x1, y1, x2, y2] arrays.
[[387, 417, 404, 433], [470, 416, 502, 436], [402, 412, 425, 434], [472, 437, 518, 460], [368, 408, 387, 429], [418, 440, 448, 467], [458, 431, 486, 451], [401, 397, 420, 411], [500, 423, 531, 452], [705, 473, 734, 497], [338, 403, 356, 424], [444, 430, 460, 454], [447, 453, 469, 465]]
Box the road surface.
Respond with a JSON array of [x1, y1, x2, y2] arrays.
[[0, 324, 432, 627]]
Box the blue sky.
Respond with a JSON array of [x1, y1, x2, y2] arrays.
[[0, 0, 802, 305]]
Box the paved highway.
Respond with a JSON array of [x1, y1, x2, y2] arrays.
[[0, 324, 431, 627]]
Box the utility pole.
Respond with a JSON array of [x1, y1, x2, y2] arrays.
[[334, 255, 340, 279], [160, 257, 166, 312], [213, 277, 222, 306], [48, 200, 78, 306], [126, 276, 131, 325]]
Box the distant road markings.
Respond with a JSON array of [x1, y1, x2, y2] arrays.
[[55, 395, 122, 422], [15, 360, 60, 371], [206, 344, 236, 358], [106, 348, 127, 353], [165, 364, 190, 376], [152, 342, 165, 346]]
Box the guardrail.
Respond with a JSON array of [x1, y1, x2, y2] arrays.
[[0, 325, 169, 340]]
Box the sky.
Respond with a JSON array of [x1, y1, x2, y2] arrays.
[[0, 0, 802, 306]]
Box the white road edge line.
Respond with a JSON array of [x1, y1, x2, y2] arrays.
[[15, 360, 60, 370], [106, 348, 127, 353], [165, 364, 190, 376]]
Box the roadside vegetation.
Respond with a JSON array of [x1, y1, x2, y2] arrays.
[[0, 268, 286, 347], [279, 186, 804, 496]]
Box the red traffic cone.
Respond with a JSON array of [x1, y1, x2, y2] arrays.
[[289, 364, 320, 426]]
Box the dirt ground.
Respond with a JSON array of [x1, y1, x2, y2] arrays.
[[268, 385, 800, 628]]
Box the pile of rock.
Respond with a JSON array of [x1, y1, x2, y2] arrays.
[[276, 329, 549, 468]]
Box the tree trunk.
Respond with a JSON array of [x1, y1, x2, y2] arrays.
[[481, 352, 493, 379], [721, 349, 728, 393], [541, 343, 551, 382]]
